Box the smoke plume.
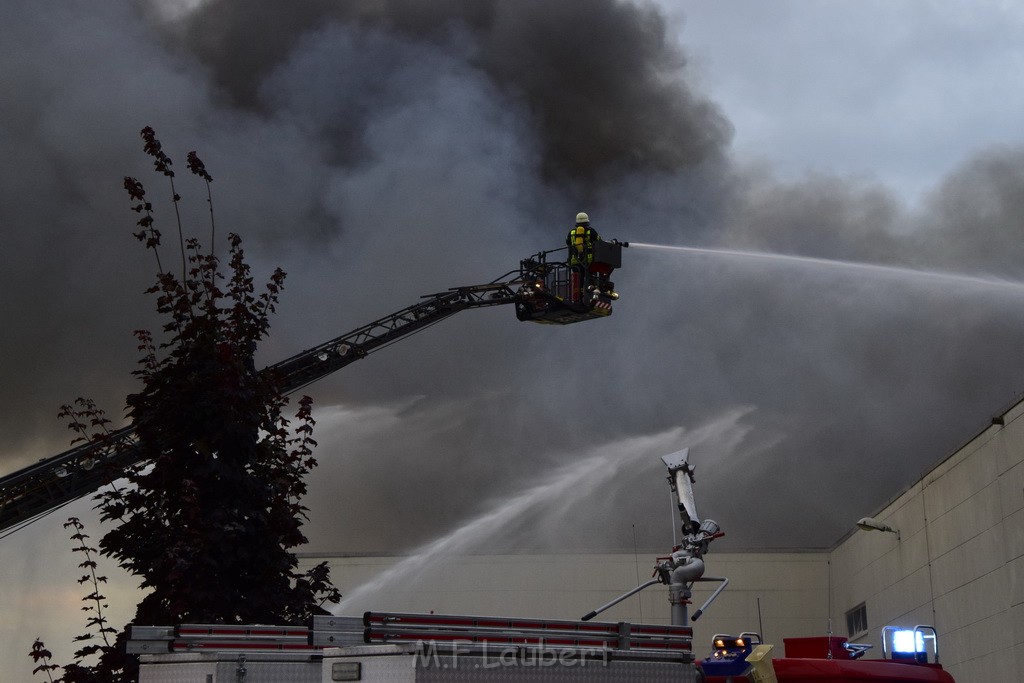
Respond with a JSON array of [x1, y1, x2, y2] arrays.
[[2, 0, 1024, 570]]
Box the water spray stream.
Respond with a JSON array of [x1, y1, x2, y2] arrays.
[[332, 407, 754, 614], [630, 242, 1024, 295]]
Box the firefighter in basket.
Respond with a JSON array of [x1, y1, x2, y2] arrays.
[[566, 212, 601, 302]]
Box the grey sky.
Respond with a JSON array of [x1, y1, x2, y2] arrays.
[[670, 1, 1024, 205], [2, 0, 1024, 675]]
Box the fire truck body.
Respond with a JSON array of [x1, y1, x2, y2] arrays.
[[131, 612, 696, 682]]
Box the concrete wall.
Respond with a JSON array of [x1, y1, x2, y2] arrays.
[[828, 397, 1024, 683]]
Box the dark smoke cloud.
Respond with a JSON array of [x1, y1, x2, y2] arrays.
[[176, 0, 731, 185], [3, 0, 1024, 582]]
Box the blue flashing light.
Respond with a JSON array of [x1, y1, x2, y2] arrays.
[[891, 629, 925, 654]]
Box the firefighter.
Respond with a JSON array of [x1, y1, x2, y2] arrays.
[[566, 212, 601, 265], [566, 212, 601, 302]]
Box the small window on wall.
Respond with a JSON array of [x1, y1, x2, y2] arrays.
[[846, 603, 868, 637]]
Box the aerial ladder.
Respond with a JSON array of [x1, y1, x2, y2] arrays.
[[0, 241, 626, 535]]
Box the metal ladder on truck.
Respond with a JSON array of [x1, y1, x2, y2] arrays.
[[0, 241, 626, 537]]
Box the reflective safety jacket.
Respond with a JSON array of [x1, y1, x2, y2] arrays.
[[566, 225, 601, 265]]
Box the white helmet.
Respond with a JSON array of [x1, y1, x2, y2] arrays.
[[575, 212, 590, 224]]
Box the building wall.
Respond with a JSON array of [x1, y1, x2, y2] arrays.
[[828, 397, 1024, 683]]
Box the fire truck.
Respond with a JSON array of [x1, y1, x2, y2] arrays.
[[698, 627, 954, 683]]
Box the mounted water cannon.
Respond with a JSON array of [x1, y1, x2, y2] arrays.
[[655, 448, 727, 626], [580, 447, 728, 627], [588, 238, 628, 300]]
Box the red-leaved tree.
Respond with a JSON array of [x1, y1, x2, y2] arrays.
[[34, 128, 339, 682]]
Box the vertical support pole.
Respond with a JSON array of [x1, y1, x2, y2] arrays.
[[670, 582, 692, 626]]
